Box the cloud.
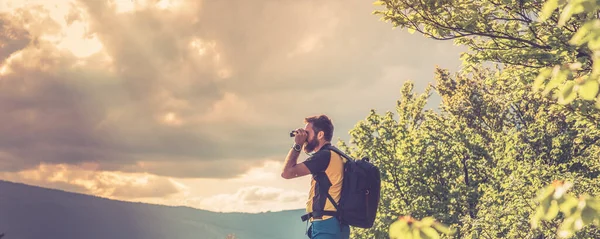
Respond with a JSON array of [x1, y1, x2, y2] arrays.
[[0, 12, 30, 63], [199, 186, 307, 213], [114, 158, 258, 179], [0, 160, 309, 213], [0, 163, 182, 199], [0, 0, 464, 180], [110, 177, 180, 199]]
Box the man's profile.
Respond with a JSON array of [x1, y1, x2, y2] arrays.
[[281, 115, 350, 239]]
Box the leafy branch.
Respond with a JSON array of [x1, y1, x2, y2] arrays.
[[389, 215, 455, 239], [533, 0, 600, 107], [531, 180, 600, 238]]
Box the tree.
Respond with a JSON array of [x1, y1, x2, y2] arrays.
[[359, 1, 600, 238], [339, 65, 600, 238], [371, 0, 600, 108], [532, 0, 600, 107]]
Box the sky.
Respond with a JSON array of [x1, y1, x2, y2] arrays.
[[0, 0, 464, 213]]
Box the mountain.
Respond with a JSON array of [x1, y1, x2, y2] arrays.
[[0, 180, 309, 239]]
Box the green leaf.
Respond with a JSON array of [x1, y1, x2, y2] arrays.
[[534, 67, 554, 90], [560, 195, 579, 216], [413, 228, 422, 239], [558, 216, 576, 238], [558, 3, 575, 27], [559, 1, 586, 27], [581, 0, 597, 9], [373, 0, 386, 5], [544, 67, 569, 95], [389, 220, 410, 239], [419, 217, 435, 226], [431, 223, 454, 235], [545, 200, 560, 220], [589, 36, 600, 50], [581, 205, 597, 226], [578, 77, 600, 100], [421, 227, 440, 239], [592, 56, 600, 77], [558, 81, 577, 104], [537, 184, 556, 201], [532, 205, 545, 229], [540, 0, 559, 22], [408, 27, 416, 34], [569, 24, 593, 46], [588, 198, 600, 211], [542, 65, 567, 95]]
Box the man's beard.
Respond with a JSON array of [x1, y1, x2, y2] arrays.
[[304, 137, 319, 153]]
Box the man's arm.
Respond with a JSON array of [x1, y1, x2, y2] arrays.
[[281, 145, 311, 179]]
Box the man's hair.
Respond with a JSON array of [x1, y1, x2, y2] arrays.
[[304, 114, 334, 142]]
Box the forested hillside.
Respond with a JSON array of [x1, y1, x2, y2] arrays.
[[334, 0, 600, 238]]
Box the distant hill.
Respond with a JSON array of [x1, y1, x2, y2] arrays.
[[0, 180, 308, 239]]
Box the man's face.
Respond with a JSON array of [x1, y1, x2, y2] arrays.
[[304, 123, 320, 153]]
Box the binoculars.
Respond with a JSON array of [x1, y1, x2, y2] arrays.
[[289, 130, 298, 137]]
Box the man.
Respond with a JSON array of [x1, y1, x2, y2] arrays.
[[281, 115, 350, 239]]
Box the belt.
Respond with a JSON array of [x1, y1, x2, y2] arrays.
[[301, 210, 338, 222]]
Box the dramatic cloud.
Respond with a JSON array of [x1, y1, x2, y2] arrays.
[[0, 160, 310, 213], [0, 163, 182, 199], [0, 0, 463, 182]]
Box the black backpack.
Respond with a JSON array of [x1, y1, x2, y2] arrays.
[[300, 145, 381, 228]]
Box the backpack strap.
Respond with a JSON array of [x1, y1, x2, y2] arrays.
[[325, 145, 355, 162], [300, 189, 341, 222], [324, 145, 347, 213]]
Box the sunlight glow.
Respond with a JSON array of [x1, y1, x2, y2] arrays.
[[48, 165, 67, 182], [232, 160, 282, 182], [187, 38, 234, 81], [0, 0, 65, 13], [0, 64, 9, 76], [0, 51, 23, 76], [2, 0, 106, 59], [156, 0, 178, 9], [189, 38, 216, 56], [0, 160, 309, 213], [161, 112, 183, 126], [3, 163, 167, 199], [188, 38, 234, 80], [107, 0, 181, 13], [110, 0, 149, 14], [56, 21, 104, 58]]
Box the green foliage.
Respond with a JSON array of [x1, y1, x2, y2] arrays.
[[339, 66, 600, 238], [532, 180, 600, 238], [389, 216, 455, 239], [371, 0, 600, 108], [533, 0, 600, 107], [360, 1, 600, 238]]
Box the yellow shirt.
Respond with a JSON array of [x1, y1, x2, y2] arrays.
[[303, 143, 345, 221]]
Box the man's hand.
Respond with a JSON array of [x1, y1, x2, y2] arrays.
[[294, 128, 308, 145], [281, 128, 311, 179]]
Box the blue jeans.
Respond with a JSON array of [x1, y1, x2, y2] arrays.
[[307, 217, 350, 239]]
